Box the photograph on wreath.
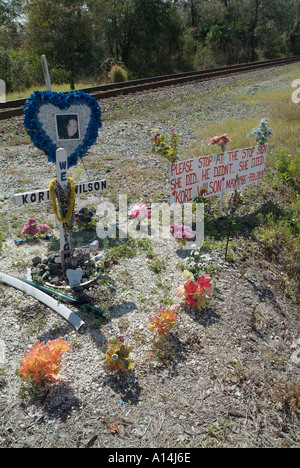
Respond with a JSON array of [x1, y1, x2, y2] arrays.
[[56, 114, 81, 141]]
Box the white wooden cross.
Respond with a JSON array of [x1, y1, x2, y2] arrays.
[[12, 56, 107, 255], [56, 147, 72, 252], [12, 151, 107, 253]]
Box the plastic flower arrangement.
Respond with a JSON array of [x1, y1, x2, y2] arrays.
[[75, 207, 97, 230], [248, 118, 273, 145], [148, 127, 179, 163], [19, 337, 71, 385], [129, 203, 151, 221], [177, 274, 213, 309], [170, 223, 195, 246], [182, 245, 212, 278], [101, 335, 134, 373], [210, 134, 230, 152], [21, 218, 50, 238], [148, 305, 180, 337]]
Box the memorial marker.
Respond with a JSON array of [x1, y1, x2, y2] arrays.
[[20, 56, 103, 279], [12, 180, 107, 206], [170, 144, 268, 205]]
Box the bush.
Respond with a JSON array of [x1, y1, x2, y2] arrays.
[[0, 48, 42, 93], [50, 68, 72, 85], [110, 65, 128, 83]]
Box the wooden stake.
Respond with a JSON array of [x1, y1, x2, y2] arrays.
[[41, 55, 52, 91]]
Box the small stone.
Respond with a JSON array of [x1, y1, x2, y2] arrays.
[[50, 276, 62, 284], [32, 256, 42, 266], [47, 253, 56, 263], [48, 263, 61, 272]]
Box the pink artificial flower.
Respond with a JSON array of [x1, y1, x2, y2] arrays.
[[21, 223, 39, 236], [37, 224, 50, 233], [130, 203, 151, 220], [27, 218, 37, 225], [117, 334, 125, 343], [152, 134, 160, 142], [210, 135, 230, 148], [170, 223, 194, 242]]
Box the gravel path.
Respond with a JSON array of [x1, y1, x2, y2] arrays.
[[0, 63, 299, 449]]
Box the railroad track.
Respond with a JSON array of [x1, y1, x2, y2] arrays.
[[0, 55, 299, 120]]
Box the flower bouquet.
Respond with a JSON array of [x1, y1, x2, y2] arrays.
[[210, 134, 230, 152], [170, 223, 195, 247], [248, 118, 273, 145], [148, 128, 179, 163], [75, 207, 97, 230], [148, 305, 180, 337], [21, 218, 51, 240], [19, 337, 71, 385], [101, 335, 134, 373], [177, 274, 213, 309]]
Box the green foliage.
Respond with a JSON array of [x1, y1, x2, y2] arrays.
[[276, 150, 300, 187], [1, 0, 300, 92], [0, 47, 42, 93], [50, 68, 72, 85], [148, 128, 179, 163], [110, 65, 128, 83]]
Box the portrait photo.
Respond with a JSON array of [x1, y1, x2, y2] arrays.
[[56, 114, 80, 141]]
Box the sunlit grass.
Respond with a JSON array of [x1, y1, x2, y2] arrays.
[[6, 81, 98, 101], [186, 86, 300, 168]]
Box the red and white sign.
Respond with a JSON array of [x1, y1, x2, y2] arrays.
[[170, 145, 268, 204]]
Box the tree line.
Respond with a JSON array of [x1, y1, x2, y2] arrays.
[[1, 0, 300, 93]]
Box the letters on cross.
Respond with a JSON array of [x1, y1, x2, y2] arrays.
[[12, 180, 107, 206], [170, 145, 267, 204]]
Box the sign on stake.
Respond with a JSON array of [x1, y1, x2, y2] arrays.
[[170, 145, 268, 206]]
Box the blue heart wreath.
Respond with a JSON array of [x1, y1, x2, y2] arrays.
[[24, 90, 102, 168]]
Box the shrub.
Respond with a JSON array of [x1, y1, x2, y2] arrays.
[[0, 48, 41, 93], [110, 65, 128, 83], [50, 68, 72, 85]]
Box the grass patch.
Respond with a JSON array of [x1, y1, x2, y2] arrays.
[[6, 81, 98, 101], [185, 68, 300, 303]]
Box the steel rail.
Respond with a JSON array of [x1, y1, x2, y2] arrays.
[[0, 55, 299, 120]]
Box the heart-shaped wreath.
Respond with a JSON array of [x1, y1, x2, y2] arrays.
[[24, 90, 102, 168]]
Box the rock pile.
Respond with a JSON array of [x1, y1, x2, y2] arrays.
[[30, 250, 98, 286]]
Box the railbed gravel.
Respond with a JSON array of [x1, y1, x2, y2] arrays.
[[0, 63, 299, 448]]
